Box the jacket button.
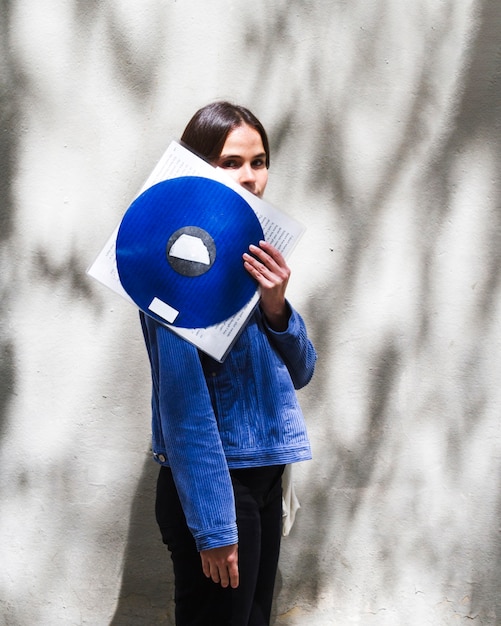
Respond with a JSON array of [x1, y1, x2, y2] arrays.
[[158, 454, 166, 463]]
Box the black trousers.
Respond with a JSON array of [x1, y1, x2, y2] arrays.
[[156, 464, 285, 626]]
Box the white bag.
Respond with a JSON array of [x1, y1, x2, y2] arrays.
[[281, 464, 300, 536]]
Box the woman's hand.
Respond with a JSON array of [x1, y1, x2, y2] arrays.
[[200, 544, 239, 588], [243, 241, 291, 331]]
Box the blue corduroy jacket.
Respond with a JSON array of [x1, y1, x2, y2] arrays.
[[140, 303, 316, 551]]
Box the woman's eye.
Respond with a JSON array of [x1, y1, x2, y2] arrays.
[[220, 159, 238, 169], [252, 159, 265, 168]]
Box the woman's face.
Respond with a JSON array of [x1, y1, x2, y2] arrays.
[[214, 124, 268, 198]]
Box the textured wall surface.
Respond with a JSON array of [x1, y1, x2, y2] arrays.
[[1, 1, 500, 624]]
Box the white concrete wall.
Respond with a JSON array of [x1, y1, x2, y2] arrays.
[[1, 1, 500, 624]]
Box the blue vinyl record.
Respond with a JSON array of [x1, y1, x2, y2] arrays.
[[115, 176, 264, 328]]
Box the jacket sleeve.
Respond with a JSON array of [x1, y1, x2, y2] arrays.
[[262, 302, 317, 389], [141, 313, 238, 551]]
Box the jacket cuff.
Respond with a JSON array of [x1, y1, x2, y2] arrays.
[[193, 524, 239, 552], [263, 300, 297, 336]]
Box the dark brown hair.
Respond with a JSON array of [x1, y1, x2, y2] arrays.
[[180, 101, 270, 168]]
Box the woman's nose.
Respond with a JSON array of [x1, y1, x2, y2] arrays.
[[238, 164, 256, 185]]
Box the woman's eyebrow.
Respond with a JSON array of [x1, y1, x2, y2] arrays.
[[218, 152, 266, 160]]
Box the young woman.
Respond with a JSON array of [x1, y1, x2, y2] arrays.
[[140, 101, 316, 626]]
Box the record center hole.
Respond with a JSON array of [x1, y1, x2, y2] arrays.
[[169, 234, 210, 265]]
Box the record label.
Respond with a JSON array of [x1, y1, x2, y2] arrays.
[[115, 176, 264, 328], [166, 226, 216, 277]]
